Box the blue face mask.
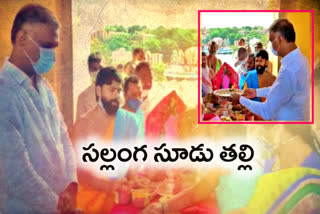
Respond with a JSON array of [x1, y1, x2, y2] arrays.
[[24, 35, 56, 75], [128, 98, 142, 111], [270, 39, 279, 56], [271, 46, 278, 56]]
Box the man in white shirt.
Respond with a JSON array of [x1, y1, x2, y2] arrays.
[[0, 4, 78, 213], [232, 19, 310, 121], [201, 52, 213, 96]]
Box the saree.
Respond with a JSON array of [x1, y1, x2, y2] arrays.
[[246, 167, 320, 214], [212, 63, 239, 91], [145, 90, 186, 139]]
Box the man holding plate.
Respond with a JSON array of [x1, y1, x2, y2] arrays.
[[231, 19, 310, 121]]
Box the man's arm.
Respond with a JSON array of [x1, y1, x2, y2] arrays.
[[256, 87, 272, 98], [240, 72, 296, 120], [58, 110, 78, 183], [0, 101, 58, 212], [70, 119, 117, 192]]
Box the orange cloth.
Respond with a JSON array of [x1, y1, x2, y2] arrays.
[[103, 117, 116, 140], [77, 118, 116, 214]]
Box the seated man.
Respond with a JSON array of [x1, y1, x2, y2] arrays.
[[243, 50, 276, 102], [72, 67, 141, 214], [239, 53, 255, 90], [213, 62, 239, 90]]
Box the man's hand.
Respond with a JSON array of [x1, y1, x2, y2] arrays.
[[141, 203, 163, 214], [243, 89, 257, 99], [231, 93, 241, 105], [57, 182, 82, 214]]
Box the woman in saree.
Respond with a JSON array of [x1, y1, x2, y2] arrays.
[[212, 62, 239, 90]]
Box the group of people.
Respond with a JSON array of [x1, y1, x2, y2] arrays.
[[202, 19, 310, 121], [0, 3, 186, 214], [0, 3, 317, 214], [73, 49, 156, 213], [0, 3, 157, 214], [202, 40, 276, 98]]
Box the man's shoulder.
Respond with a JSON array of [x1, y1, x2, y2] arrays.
[[78, 84, 95, 99], [0, 78, 21, 109], [76, 106, 96, 124]]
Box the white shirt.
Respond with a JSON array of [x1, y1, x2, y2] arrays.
[[236, 59, 246, 77], [240, 48, 310, 121], [202, 67, 212, 95], [0, 59, 77, 213]]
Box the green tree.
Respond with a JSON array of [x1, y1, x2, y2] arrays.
[[143, 37, 161, 53], [128, 25, 147, 34], [260, 34, 269, 47], [113, 25, 127, 32], [171, 28, 197, 65], [90, 38, 112, 64], [152, 26, 168, 38], [160, 38, 178, 63], [152, 63, 167, 82], [105, 34, 132, 51]]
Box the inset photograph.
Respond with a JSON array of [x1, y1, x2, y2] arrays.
[[199, 11, 314, 123]]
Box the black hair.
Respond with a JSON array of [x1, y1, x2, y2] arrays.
[[123, 75, 140, 94], [269, 19, 296, 42], [255, 42, 263, 48], [255, 49, 269, 61], [11, 4, 59, 44], [238, 47, 247, 55], [209, 40, 217, 47], [248, 53, 255, 59], [88, 52, 102, 66], [96, 67, 121, 87], [202, 52, 207, 57], [95, 67, 122, 101]]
